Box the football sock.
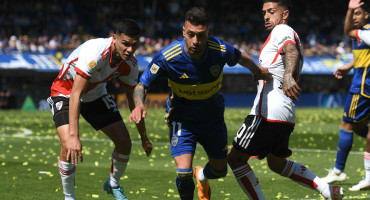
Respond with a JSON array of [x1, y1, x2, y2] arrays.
[[203, 162, 227, 179], [58, 159, 76, 200], [232, 164, 265, 200], [281, 161, 331, 198], [109, 149, 129, 188], [334, 129, 353, 171], [364, 152, 370, 182], [176, 168, 195, 200], [197, 167, 208, 183]]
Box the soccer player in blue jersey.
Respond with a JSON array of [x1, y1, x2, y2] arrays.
[[321, 0, 370, 192], [129, 7, 269, 200]]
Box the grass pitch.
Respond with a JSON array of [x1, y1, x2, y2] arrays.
[[0, 108, 368, 199]]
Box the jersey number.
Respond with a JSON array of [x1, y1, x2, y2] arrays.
[[171, 121, 182, 136], [102, 95, 117, 110]]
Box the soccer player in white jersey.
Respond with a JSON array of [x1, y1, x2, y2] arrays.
[[48, 19, 153, 200], [321, 0, 370, 192], [227, 0, 344, 199]]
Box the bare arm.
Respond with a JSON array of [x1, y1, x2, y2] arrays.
[[129, 82, 149, 124], [239, 52, 271, 81], [282, 43, 302, 101], [68, 73, 88, 164], [344, 0, 364, 37], [124, 86, 152, 157], [333, 60, 354, 79]]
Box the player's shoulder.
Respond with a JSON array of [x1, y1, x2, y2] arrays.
[[272, 24, 294, 34], [207, 36, 227, 53], [362, 23, 370, 30]]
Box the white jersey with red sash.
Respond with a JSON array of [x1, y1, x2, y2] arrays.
[[250, 24, 303, 124], [50, 37, 138, 102]]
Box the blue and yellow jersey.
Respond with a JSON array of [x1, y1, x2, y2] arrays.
[[140, 36, 241, 122], [351, 23, 370, 98]]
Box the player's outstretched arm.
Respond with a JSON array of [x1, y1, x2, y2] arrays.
[[333, 60, 354, 79], [282, 43, 302, 101], [239, 52, 271, 81], [125, 86, 152, 157], [129, 82, 148, 124], [68, 74, 88, 165], [344, 0, 364, 37]]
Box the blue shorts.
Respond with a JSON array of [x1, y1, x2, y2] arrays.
[[168, 119, 228, 159], [343, 93, 370, 124]]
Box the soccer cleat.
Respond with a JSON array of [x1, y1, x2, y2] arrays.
[[103, 179, 128, 200], [327, 185, 344, 200], [193, 166, 211, 200], [321, 169, 347, 183], [348, 179, 370, 191]]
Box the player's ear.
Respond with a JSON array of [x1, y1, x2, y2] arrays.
[[112, 34, 117, 41], [365, 11, 369, 21], [283, 9, 289, 21], [182, 25, 186, 37]]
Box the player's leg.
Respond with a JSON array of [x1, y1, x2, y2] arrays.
[[267, 123, 344, 200], [169, 120, 196, 200], [49, 96, 76, 200], [227, 115, 266, 199], [80, 95, 129, 200]]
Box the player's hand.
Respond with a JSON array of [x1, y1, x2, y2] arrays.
[[333, 66, 351, 79], [283, 74, 302, 101], [349, 0, 364, 9], [67, 136, 83, 165], [253, 66, 271, 84], [129, 106, 147, 124], [141, 137, 153, 157]]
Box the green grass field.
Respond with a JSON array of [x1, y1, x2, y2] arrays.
[[0, 108, 368, 200]]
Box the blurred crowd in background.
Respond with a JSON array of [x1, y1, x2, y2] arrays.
[[0, 0, 354, 60]]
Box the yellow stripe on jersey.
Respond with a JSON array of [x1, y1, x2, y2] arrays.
[[353, 49, 370, 68], [208, 42, 225, 49], [349, 94, 359, 118], [163, 44, 181, 56], [164, 90, 175, 122], [353, 49, 370, 98], [208, 46, 226, 52], [166, 50, 182, 61], [168, 72, 223, 100], [164, 47, 181, 58]]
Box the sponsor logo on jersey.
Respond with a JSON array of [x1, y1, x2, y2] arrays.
[[150, 63, 160, 74], [88, 60, 97, 68], [56, 101, 63, 110], [180, 73, 189, 79], [210, 65, 220, 77], [171, 136, 178, 147]]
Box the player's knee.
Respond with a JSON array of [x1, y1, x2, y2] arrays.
[[176, 168, 193, 180], [204, 163, 227, 179]]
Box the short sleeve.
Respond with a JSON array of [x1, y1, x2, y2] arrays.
[[139, 52, 166, 87], [74, 41, 100, 79], [357, 30, 370, 46], [225, 42, 242, 66], [118, 60, 139, 89], [272, 25, 296, 50]]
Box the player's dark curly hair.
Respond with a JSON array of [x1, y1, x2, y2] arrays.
[[185, 7, 209, 26], [360, 1, 369, 14], [262, 0, 292, 11], [116, 19, 141, 37]]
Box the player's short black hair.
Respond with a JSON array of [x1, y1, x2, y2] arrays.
[[116, 19, 141, 37], [185, 7, 209, 26], [262, 0, 292, 11], [360, 1, 369, 13]]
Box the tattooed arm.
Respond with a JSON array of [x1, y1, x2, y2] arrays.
[[282, 43, 302, 101], [125, 85, 152, 157], [129, 82, 149, 124]]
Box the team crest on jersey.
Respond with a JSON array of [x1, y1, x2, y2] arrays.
[[171, 136, 178, 147], [210, 65, 220, 77], [150, 63, 160, 74], [88, 60, 97, 68], [55, 101, 63, 110]]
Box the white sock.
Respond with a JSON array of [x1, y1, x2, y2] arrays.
[[364, 152, 370, 182], [58, 159, 76, 200], [333, 167, 342, 174], [109, 149, 129, 188], [197, 168, 208, 183], [232, 164, 265, 200], [281, 161, 331, 198]]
